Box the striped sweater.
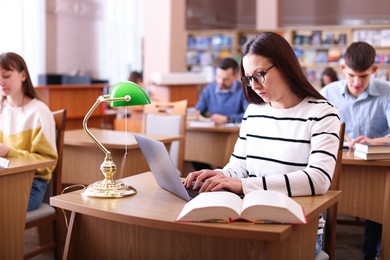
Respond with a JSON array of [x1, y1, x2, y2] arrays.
[[0, 98, 58, 181], [220, 96, 340, 197]]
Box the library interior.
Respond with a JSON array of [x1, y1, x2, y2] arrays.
[[2, 0, 390, 259]]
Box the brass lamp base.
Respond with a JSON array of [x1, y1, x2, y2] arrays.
[[81, 179, 137, 198]]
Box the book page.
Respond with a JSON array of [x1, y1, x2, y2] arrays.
[[240, 190, 306, 224], [188, 121, 215, 128], [176, 191, 242, 222], [0, 157, 10, 169]]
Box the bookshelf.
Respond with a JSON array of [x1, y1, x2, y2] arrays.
[[351, 25, 390, 81], [186, 30, 237, 73], [285, 26, 350, 88], [186, 25, 390, 88]]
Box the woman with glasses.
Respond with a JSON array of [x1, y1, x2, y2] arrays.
[[185, 32, 340, 257]]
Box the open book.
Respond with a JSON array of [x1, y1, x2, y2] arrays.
[[176, 190, 307, 224]]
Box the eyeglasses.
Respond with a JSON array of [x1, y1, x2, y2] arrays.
[[241, 64, 276, 87]]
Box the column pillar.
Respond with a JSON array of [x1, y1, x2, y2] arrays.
[[143, 0, 186, 84], [256, 0, 283, 29]]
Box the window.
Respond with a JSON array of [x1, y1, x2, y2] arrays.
[[0, 0, 45, 85]]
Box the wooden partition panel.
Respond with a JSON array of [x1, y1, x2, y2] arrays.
[[36, 84, 113, 130]]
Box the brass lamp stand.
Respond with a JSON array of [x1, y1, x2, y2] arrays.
[[81, 82, 150, 198]]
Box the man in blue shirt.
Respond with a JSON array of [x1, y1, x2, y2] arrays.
[[195, 57, 248, 125], [321, 41, 390, 260], [192, 57, 248, 170]]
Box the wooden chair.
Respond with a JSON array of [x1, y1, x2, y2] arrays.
[[141, 100, 187, 173], [24, 109, 67, 259], [318, 122, 345, 260]]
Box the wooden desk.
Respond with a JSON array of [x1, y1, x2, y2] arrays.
[[35, 84, 113, 130], [340, 151, 390, 259], [184, 124, 240, 167], [0, 158, 56, 259], [51, 172, 340, 259], [63, 128, 181, 185]]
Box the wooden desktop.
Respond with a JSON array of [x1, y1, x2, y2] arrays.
[[51, 172, 340, 259], [62, 128, 181, 185], [340, 151, 390, 259], [0, 158, 56, 259]]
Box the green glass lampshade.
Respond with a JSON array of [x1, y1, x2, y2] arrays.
[[110, 81, 151, 107]]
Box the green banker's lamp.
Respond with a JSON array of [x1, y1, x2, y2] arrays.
[[81, 81, 150, 198]]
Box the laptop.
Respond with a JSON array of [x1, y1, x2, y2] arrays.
[[134, 134, 199, 201]]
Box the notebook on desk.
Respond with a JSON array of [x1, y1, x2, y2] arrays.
[[134, 134, 199, 201]]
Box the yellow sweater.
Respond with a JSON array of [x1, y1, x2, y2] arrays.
[[0, 98, 58, 181]]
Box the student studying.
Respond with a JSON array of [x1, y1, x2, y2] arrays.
[[192, 57, 248, 170], [321, 41, 390, 260], [0, 52, 58, 211], [134, 134, 306, 224], [184, 32, 340, 257]]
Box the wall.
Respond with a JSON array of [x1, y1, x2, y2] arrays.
[[45, 0, 144, 84], [283, 0, 390, 26], [236, 0, 256, 29], [45, 0, 102, 78], [186, 0, 237, 29], [143, 0, 187, 84], [186, 0, 390, 28]]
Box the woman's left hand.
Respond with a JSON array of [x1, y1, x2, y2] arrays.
[[0, 143, 9, 157]]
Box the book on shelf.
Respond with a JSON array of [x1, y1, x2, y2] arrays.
[[323, 32, 336, 45], [310, 31, 322, 45], [176, 190, 307, 224], [354, 142, 390, 154], [337, 33, 347, 45], [316, 49, 329, 63], [354, 150, 390, 160], [327, 48, 342, 62]]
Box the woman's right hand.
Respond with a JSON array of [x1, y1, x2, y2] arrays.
[[184, 169, 222, 190]]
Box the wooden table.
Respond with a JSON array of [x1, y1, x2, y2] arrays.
[[63, 128, 181, 185], [184, 124, 240, 167], [0, 158, 56, 260], [340, 151, 390, 259], [51, 172, 340, 259]]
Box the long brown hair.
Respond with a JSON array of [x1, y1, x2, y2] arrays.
[[240, 32, 324, 104], [0, 52, 37, 104]]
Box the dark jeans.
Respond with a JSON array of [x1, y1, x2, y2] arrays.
[[363, 220, 382, 257], [28, 178, 48, 211]]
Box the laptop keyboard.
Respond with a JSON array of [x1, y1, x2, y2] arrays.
[[185, 186, 200, 198], [185, 181, 202, 199]]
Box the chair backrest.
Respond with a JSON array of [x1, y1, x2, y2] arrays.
[[142, 100, 187, 173], [43, 109, 67, 202], [329, 122, 345, 191], [322, 122, 345, 260]]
